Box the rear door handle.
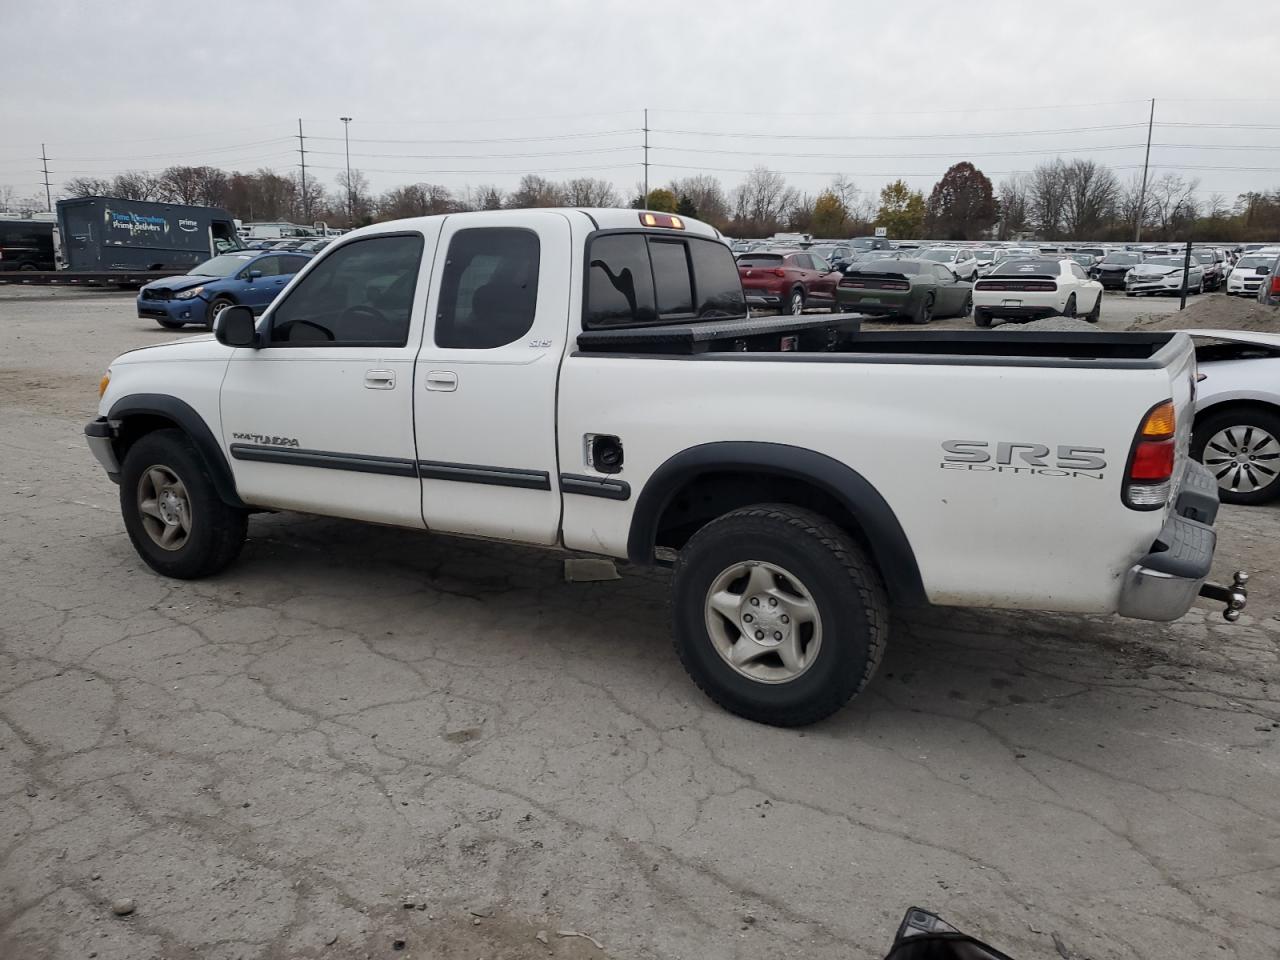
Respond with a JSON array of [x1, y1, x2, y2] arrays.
[[364, 369, 396, 390], [425, 370, 458, 392]]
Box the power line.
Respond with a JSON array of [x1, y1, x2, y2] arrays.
[[652, 99, 1151, 118], [652, 123, 1149, 141], [650, 143, 1149, 160], [304, 145, 639, 161], [305, 161, 642, 176], [309, 129, 640, 146]]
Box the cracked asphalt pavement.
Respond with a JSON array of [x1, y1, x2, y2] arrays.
[[1, 288, 1277, 959]]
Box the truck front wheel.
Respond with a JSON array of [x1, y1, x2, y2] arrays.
[[119, 429, 248, 579], [672, 504, 888, 726]]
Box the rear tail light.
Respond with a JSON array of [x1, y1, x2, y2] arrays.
[[975, 280, 1058, 292], [773, 268, 786, 278], [1270, 275, 1280, 296], [1123, 400, 1177, 510]]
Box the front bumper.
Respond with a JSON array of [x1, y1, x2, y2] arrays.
[[1096, 273, 1128, 289], [1227, 278, 1262, 295], [1117, 461, 1243, 621], [1125, 276, 1185, 294], [137, 296, 209, 324], [85, 417, 120, 482]]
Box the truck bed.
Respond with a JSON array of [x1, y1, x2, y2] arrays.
[[577, 316, 1187, 370]]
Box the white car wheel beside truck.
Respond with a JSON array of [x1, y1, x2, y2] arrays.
[[1192, 407, 1280, 505], [672, 504, 888, 726]]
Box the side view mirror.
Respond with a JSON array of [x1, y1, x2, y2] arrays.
[[248, 269, 263, 281], [1258, 266, 1271, 275], [215, 305, 259, 348]]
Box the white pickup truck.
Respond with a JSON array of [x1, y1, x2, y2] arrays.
[[86, 208, 1248, 726]]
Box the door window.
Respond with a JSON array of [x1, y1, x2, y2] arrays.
[[279, 254, 310, 275], [247, 255, 281, 278], [434, 228, 541, 349], [810, 255, 832, 272], [268, 233, 423, 346], [933, 264, 955, 283], [1069, 263, 1087, 280]]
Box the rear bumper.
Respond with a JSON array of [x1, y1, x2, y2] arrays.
[[85, 417, 121, 482], [1118, 461, 1221, 622], [977, 304, 1058, 321]]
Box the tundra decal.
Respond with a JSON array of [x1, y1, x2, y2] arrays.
[[941, 441, 1107, 479], [233, 432, 300, 447]]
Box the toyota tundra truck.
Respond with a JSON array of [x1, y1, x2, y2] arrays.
[[84, 208, 1248, 727]]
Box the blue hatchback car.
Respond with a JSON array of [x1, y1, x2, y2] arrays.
[[137, 250, 312, 329]]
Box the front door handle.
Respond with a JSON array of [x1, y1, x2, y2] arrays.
[[364, 369, 396, 390], [425, 371, 458, 392]]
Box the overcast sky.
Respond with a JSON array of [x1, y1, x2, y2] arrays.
[[3, 0, 1278, 209]]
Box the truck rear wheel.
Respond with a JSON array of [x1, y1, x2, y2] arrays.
[[672, 504, 888, 726], [119, 429, 248, 579]]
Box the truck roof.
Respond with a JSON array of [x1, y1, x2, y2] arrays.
[[349, 207, 722, 240]]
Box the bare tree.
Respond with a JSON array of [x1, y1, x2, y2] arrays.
[[1116, 172, 1152, 237], [731, 166, 797, 233], [508, 174, 563, 208], [1061, 159, 1120, 238], [1148, 173, 1200, 236], [997, 175, 1030, 239], [63, 176, 113, 198], [668, 174, 729, 226], [1028, 160, 1069, 238], [1204, 192, 1229, 219], [156, 165, 231, 207], [561, 177, 618, 207], [377, 183, 457, 220], [110, 170, 162, 202], [334, 168, 374, 226]]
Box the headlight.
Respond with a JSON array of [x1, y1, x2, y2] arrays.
[[175, 285, 205, 300]]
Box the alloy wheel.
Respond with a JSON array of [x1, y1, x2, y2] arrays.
[[1202, 426, 1280, 494], [703, 560, 823, 684], [136, 464, 193, 551]]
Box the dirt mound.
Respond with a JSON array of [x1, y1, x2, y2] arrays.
[[1007, 317, 1098, 332], [1129, 295, 1278, 332]]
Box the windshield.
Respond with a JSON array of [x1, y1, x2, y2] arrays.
[[991, 258, 1060, 276], [738, 254, 783, 267], [1148, 257, 1185, 267], [920, 249, 955, 262], [1195, 251, 1216, 263], [972, 250, 996, 260], [1237, 255, 1277, 269], [188, 253, 255, 277], [1103, 253, 1142, 264]]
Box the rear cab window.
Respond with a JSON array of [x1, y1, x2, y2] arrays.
[[585, 231, 747, 328]]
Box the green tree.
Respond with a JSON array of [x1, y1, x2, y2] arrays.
[[924, 162, 997, 240], [643, 188, 677, 212], [876, 180, 925, 238], [675, 194, 697, 218], [811, 190, 849, 238]]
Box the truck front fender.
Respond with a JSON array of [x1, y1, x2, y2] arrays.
[[108, 393, 246, 509], [626, 441, 926, 606]]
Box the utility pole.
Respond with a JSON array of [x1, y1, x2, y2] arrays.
[[1135, 98, 1155, 243], [339, 117, 353, 226], [297, 118, 310, 225], [40, 144, 52, 212], [643, 108, 649, 206]]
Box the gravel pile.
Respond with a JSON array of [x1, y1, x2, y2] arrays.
[[1129, 295, 1278, 332], [1002, 317, 1099, 332]]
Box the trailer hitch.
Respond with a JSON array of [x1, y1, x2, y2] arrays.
[[1199, 571, 1249, 622]]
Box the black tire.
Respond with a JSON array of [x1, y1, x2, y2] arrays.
[[974, 307, 993, 328], [1191, 406, 1280, 506], [910, 293, 935, 325], [958, 292, 973, 318], [1063, 294, 1077, 318], [18, 262, 38, 272], [207, 296, 235, 329], [786, 288, 805, 316], [156, 318, 186, 329], [1085, 291, 1101, 323], [1126, 291, 1137, 297], [672, 504, 889, 727], [119, 429, 248, 579]]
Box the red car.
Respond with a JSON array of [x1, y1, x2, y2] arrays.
[[737, 250, 840, 314]]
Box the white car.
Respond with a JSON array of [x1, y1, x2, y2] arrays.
[[918, 246, 981, 282], [1225, 253, 1279, 297], [83, 208, 1240, 727], [972, 256, 1103, 327], [1190, 330, 1280, 504], [1125, 256, 1205, 296]]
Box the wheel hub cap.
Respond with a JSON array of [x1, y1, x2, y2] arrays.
[[1203, 426, 1280, 493], [704, 560, 822, 684], [137, 464, 192, 551]]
